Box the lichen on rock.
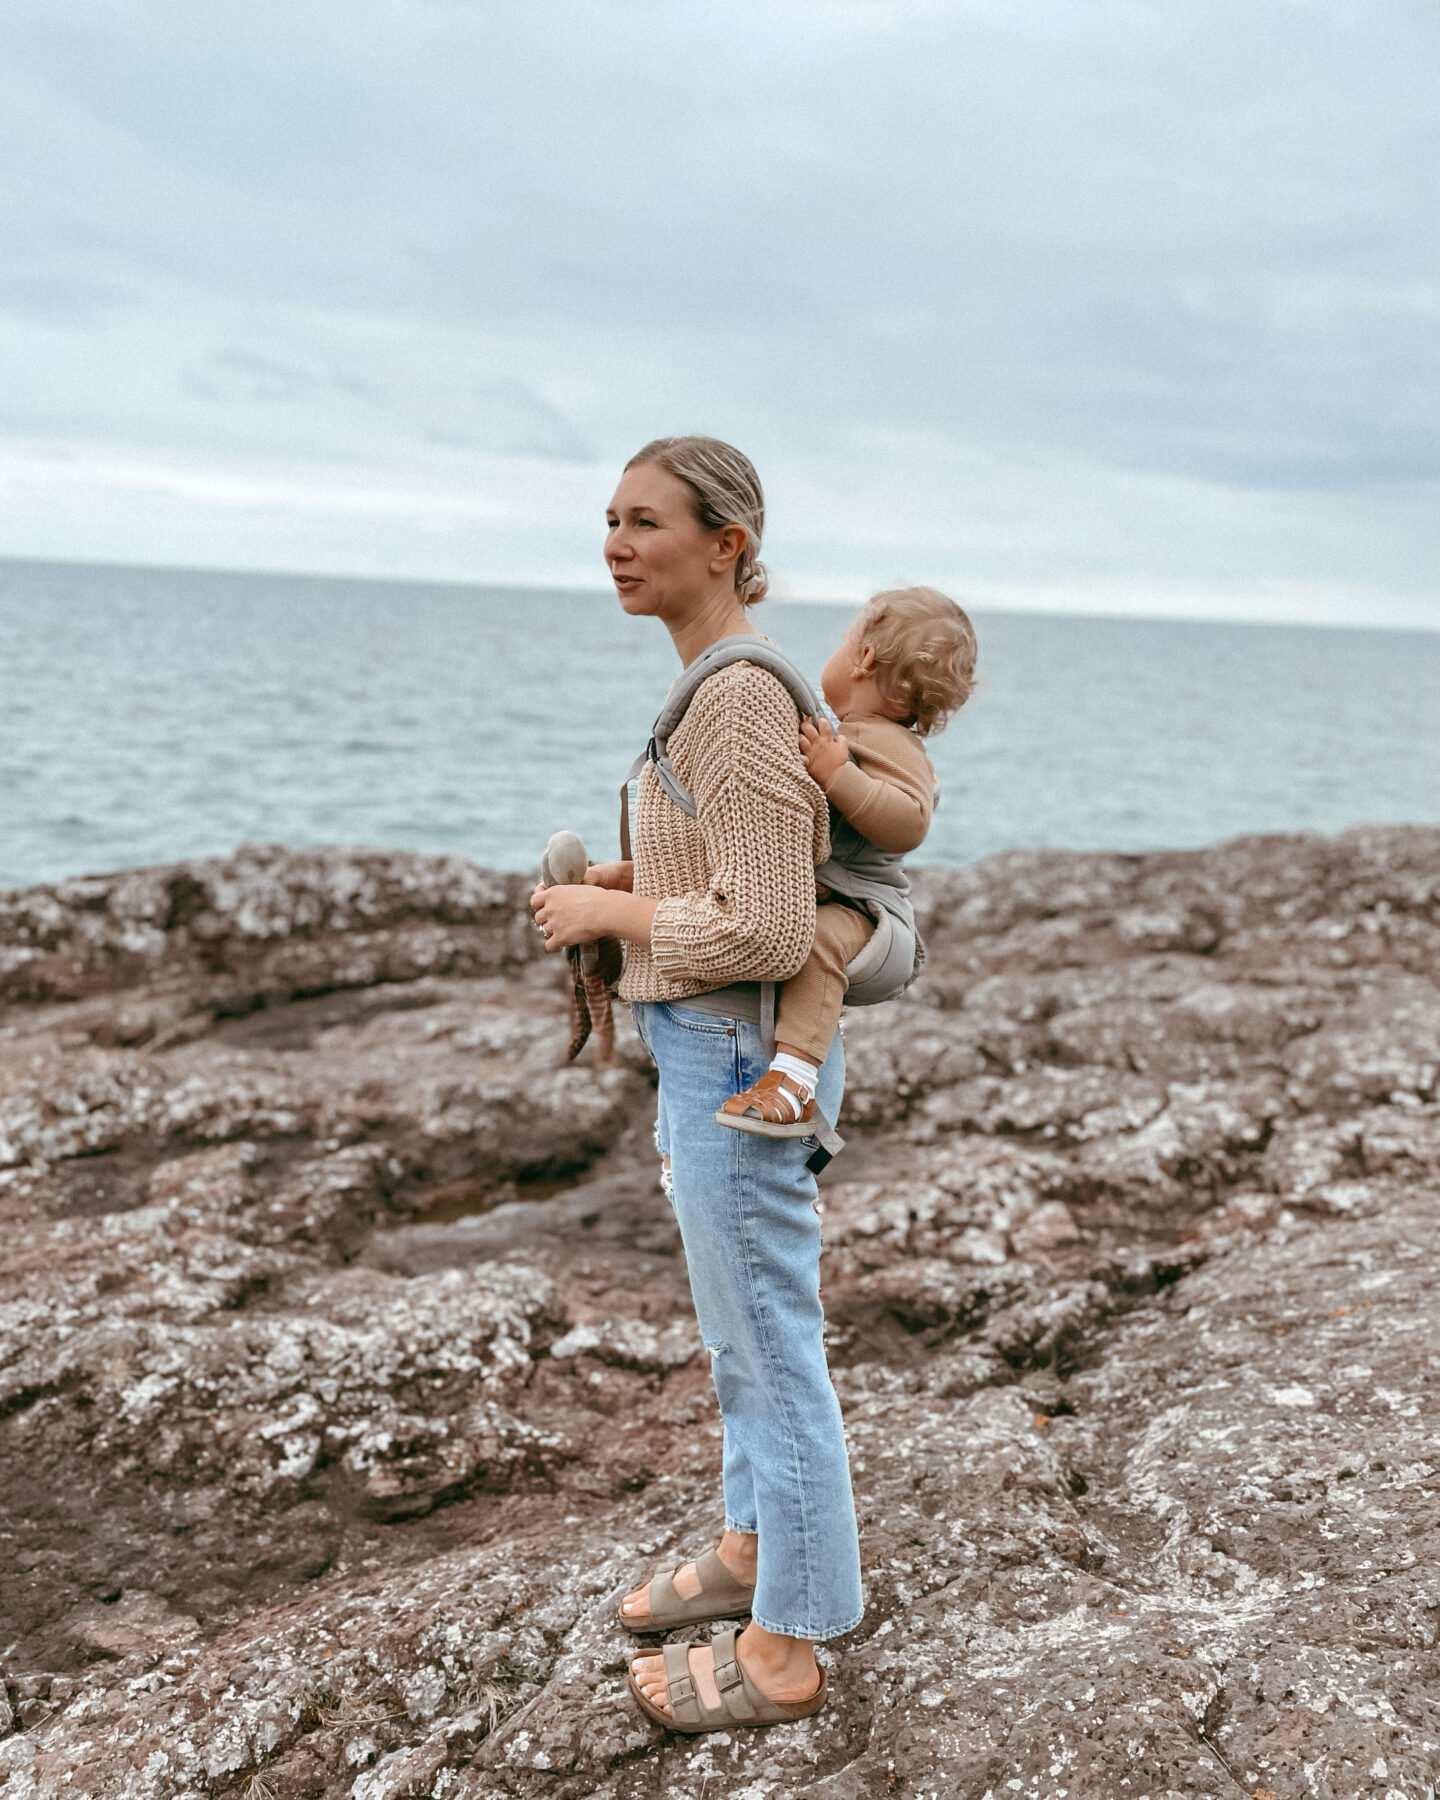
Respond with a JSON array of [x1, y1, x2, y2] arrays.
[[1, 828, 1437, 1798]]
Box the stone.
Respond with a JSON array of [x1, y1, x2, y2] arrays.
[[0, 827, 1436, 1798]]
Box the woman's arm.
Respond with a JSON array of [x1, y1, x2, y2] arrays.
[[646, 664, 827, 987]]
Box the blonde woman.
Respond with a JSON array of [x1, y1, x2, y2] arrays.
[[531, 436, 859, 1732]]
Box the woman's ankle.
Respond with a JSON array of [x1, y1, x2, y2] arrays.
[[738, 1622, 820, 1685], [717, 1529, 758, 1580]]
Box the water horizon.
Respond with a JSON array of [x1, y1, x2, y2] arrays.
[[2, 556, 1436, 895], [6, 550, 1435, 636]]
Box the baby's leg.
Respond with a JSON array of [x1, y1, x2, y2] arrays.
[[774, 903, 876, 1066], [716, 905, 876, 1135]]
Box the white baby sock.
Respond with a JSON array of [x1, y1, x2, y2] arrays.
[[769, 1052, 820, 1117]]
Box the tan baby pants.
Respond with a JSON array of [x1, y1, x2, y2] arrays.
[[774, 901, 876, 1066]]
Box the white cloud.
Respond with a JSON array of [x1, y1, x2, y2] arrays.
[[0, 0, 1435, 623]]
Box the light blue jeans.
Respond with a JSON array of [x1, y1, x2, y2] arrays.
[[630, 998, 864, 1640]]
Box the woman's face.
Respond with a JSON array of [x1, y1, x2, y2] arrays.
[[605, 463, 735, 620]]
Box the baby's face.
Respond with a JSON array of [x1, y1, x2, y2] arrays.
[[820, 624, 863, 715]]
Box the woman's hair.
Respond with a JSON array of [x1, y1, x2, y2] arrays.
[[626, 435, 769, 606], [854, 586, 978, 738]]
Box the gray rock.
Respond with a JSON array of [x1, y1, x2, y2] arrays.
[[0, 828, 1436, 1798]]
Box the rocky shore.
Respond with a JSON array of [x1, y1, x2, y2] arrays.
[[1, 829, 1437, 1800]]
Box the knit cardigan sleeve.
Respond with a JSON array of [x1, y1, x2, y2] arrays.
[[648, 663, 830, 989]]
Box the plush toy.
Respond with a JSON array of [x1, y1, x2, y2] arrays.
[[540, 830, 623, 1065]]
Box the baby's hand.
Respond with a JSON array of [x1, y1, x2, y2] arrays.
[[799, 715, 850, 788]]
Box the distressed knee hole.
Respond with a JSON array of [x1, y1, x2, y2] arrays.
[[658, 1155, 675, 1206]]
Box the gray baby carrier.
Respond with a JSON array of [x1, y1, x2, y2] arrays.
[[620, 637, 926, 1169]]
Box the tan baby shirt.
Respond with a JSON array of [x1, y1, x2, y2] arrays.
[[822, 715, 936, 855]]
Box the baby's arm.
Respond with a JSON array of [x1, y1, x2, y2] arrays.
[[798, 716, 851, 786], [799, 717, 933, 854]]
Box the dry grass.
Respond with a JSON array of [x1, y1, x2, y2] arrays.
[[295, 1672, 402, 1730], [454, 1677, 511, 1734], [228, 1670, 512, 1800], [319, 1683, 398, 1728]]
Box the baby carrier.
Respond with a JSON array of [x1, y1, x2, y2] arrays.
[[620, 636, 926, 1165]]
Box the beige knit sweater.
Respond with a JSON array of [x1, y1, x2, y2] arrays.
[[619, 660, 831, 1003]]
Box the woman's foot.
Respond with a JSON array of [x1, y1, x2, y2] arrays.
[[629, 1621, 821, 1721], [618, 1529, 756, 1625]]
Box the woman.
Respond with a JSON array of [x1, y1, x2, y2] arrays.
[[530, 436, 862, 1733]]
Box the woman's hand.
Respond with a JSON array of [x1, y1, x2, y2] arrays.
[[799, 715, 850, 789], [583, 860, 634, 892], [531, 882, 612, 950], [531, 879, 658, 949]]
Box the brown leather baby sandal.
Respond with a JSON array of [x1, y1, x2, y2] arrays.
[[716, 1068, 817, 1139]]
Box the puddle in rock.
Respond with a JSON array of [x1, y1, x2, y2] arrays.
[[404, 1169, 588, 1224], [211, 984, 446, 1051], [47, 1155, 150, 1219]]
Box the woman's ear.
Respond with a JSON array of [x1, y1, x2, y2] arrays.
[[710, 523, 747, 579]]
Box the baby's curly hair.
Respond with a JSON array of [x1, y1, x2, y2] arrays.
[[855, 586, 977, 737]]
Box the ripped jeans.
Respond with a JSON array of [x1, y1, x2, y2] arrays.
[[629, 999, 863, 1640]]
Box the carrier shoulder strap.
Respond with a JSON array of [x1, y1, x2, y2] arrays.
[[619, 636, 821, 858]]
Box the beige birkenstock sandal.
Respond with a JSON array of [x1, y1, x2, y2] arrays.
[[617, 1546, 755, 1634], [628, 1625, 828, 1734]]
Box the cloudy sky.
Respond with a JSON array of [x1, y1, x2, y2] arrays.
[[2, 0, 1435, 624]]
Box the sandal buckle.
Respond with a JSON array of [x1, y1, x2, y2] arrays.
[[671, 1675, 695, 1703], [713, 1655, 742, 1691]]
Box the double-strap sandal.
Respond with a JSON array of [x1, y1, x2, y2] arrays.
[[716, 1068, 817, 1139], [628, 1624, 828, 1734], [617, 1547, 756, 1634]]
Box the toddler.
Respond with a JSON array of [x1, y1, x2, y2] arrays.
[[716, 586, 977, 1138]]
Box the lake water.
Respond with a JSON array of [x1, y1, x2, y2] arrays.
[[1, 557, 1435, 892]]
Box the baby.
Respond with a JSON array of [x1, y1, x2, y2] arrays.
[[716, 585, 977, 1137]]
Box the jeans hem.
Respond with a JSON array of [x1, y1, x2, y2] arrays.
[[724, 1517, 759, 1535], [750, 1609, 865, 1642]]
